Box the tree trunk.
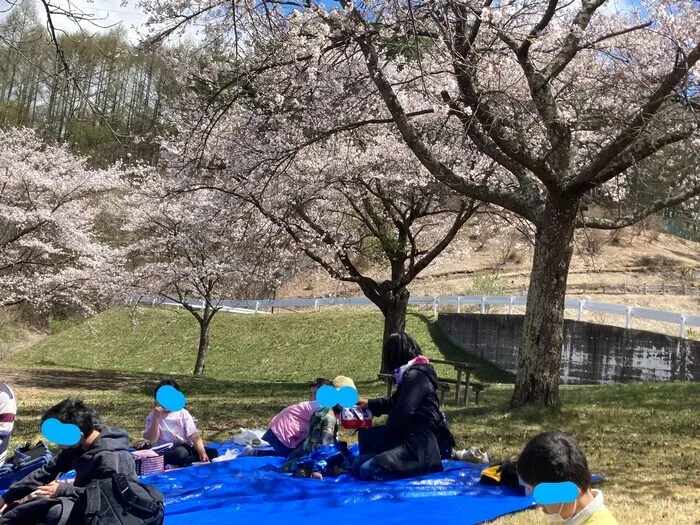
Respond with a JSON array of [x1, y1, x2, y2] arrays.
[[379, 287, 410, 373], [193, 315, 211, 376], [510, 197, 579, 408]]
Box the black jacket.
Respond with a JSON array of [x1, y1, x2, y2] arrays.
[[2, 425, 137, 504], [367, 364, 446, 476]]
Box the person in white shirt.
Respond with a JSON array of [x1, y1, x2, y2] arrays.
[[143, 379, 218, 467], [0, 381, 17, 467]]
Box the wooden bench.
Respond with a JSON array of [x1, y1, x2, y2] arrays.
[[428, 377, 490, 405], [470, 381, 488, 405], [377, 373, 488, 406], [437, 382, 451, 404]]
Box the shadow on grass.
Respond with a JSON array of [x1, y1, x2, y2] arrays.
[[408, 312, 514, 384], [448, 402, 511, 418], [507, 404, 582, 427], [6, 366, 351, 444], [5, 366, 334, 398]]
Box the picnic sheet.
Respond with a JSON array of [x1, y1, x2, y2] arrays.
[[1, 439, 608, 524], [146, 440, 538, 525]]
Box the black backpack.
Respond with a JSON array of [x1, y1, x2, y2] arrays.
[[82, 471, 164, 525]]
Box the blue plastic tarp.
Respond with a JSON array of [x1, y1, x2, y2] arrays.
[[146, 442, 537, 525], [0, 441, 539, 524]]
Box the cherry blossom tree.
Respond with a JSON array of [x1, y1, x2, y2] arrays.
[[161, 113, 478, 372], [266, 141, 477, 363], [0, 127, 123, 314], [137, 0, 700, 405], [121, 174, 291, 375]]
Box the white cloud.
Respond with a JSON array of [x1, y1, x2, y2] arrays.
[[31, 0, 149, 43], [600, 0, 641, 16], [1, 0, 202, 45]]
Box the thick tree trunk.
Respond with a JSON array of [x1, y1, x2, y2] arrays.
[[510, 197, 579, 408], [193, 315, 211, 376], [379, 287, 410, 373]]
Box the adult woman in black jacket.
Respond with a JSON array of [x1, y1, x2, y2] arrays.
[[354, 332, 454, 481]]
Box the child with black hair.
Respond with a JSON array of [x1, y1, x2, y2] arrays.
[[0, 399, 141, 525], [517, 432, 618, 524], [143, 379, 218, 467]]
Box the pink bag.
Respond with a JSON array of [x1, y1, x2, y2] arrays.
[[131, 449, 164, 475]]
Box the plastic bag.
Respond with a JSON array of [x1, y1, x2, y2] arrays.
[[232, 428, 269, 447], [211, 449, 239, 463]]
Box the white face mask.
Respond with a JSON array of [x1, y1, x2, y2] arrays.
[[545, 501, 578, 523]]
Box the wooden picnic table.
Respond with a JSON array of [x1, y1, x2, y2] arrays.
[[376, 358, 478, 407], [430, 359, 477, 406]]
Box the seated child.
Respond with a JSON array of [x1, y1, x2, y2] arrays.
[[0, 381, 17, 467], [0, 399, 143, 525], [261, 378, 331, 457], [143, 379, 218, 467], [517, 431, 618, 524], [282, 376, 356, 480]]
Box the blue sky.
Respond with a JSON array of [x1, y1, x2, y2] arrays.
[[601, 0, 644, 15], [0, 0, 649, 45]]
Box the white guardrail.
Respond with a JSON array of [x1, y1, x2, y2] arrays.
[[138, 295, 700, 339]]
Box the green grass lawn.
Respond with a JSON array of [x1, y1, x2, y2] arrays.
[[9, 307, 511, 383], [2, 307, 700, 524]]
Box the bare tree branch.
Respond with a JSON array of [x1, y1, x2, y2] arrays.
[[517, 0, 560, 61], [572, 41, 700, 190], [578, 21, 653, 50], [572, 127, 697, 191], [401, 201, 477, 286], [580, 185, 700, 229], [328, 9, 539, 222], [37, 0, 128, 140], [540, 0, 607, 83]]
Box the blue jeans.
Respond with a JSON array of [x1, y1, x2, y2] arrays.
[[352, 452, 397, 481], [262, 429, 295, 457]]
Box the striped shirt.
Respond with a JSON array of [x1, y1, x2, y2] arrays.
[[0, 381, 17, 466]]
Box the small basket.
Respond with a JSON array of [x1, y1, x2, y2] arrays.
[[131, 449, 164, 475]]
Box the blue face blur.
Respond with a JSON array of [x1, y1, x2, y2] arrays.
[[156, 385, 185, 412], [316, 385, 359, 409], [42, 418, 81, 447]]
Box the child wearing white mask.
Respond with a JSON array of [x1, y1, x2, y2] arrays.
[[516, 432, 618, 524]]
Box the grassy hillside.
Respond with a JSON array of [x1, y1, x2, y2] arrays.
[[2, 307, 700, 524], [280, 230, 700, 300], [6, 307, 511, 383]]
